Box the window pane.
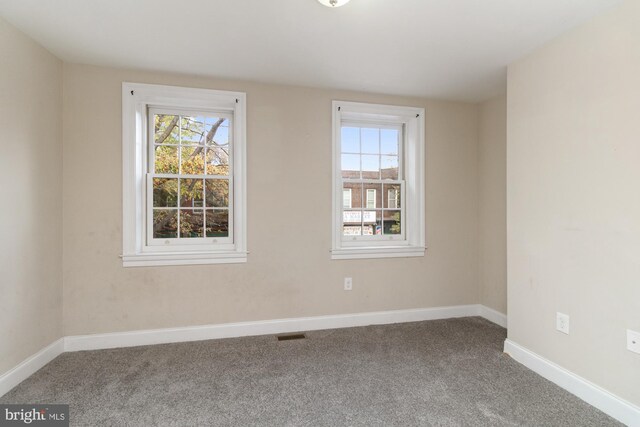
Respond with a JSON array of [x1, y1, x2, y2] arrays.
[[365, 184, 381, 209], [205, 117, 229, 145], [341, 154, 360, 179], [180, 116, 205, 145], [206, 209, 229, 237], [154, 114, 179, 144], [153, 178, 178, 207], [381, 129, 399, 155], [205, 146, 230, 175], [362, 210, 382, 236], [181, 146, 205, 174], [154, 145, 179, 174], [361, 128, 379, 154], [341, 127, 359, 153], [383, 210, 401, 235], [180, 179, 204, 207], [384, 183, 401, 209], [153, 209, 178, 238], [361, 155, 380, 179], [205, 179, 229, 207], [343, 210, 362, 236], [343, 225, 362, 236], [343, 183, 362, 208], [381, 155, 399, 180], [180, 209, 204, 238]]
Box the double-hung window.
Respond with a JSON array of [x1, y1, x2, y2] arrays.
[[122, 83, 247, 267], [148, 108, 232, 244], [332, 101, 425, 259]]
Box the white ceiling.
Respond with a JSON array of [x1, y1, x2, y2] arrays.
[[0, 0, 623, 102]]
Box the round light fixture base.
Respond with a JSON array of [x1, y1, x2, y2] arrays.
[[317, 0, 351, 8]]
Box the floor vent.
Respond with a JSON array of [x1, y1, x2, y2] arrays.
[[277, 333, 306, 341]]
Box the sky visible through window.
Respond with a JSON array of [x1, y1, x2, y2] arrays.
[[341, 125, 402, 237], [151, 113, 231, 240]]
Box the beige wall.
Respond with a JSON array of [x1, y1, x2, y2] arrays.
[[62, 63, 480, 335], [478, 95, 507, 315], [507, 0, 640, 406], [0, 17, 63, 375]]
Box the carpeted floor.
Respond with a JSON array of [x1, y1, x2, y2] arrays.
[[1, 317, 620, 426]]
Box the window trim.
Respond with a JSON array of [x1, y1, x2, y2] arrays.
[[331, 101, 425, 260], [122, 82, 247, 267]]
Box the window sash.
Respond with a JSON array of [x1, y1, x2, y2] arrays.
[[145, 174, 234, 248], [339, 120, 405, 243], [148, 107, 233, 175], [146, 107, 235, 249], [341, 121, 404, 182], [341, 180, 406, 243]]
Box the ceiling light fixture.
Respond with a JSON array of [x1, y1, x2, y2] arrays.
[[317, 0, 351, 8]]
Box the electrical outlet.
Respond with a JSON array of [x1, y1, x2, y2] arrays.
[[344, 277, 352, 291], [556, 312, 570, 334], [627, 330, 640, 354]]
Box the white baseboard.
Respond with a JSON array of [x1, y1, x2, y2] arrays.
[[2, 304, 505, 397], [504, 339, 640, 427], [0, 339, 64, 397], [65, 304, 489, 352], [479, 305, 507, 328]]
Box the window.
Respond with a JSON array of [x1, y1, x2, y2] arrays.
[[122, 83, 246, 266], [332, 101, 425, 259], [148, 108, 232, 244], [366, 189, 376, 209], [343, 188, 352, 209], [388, 188, 398, 209]]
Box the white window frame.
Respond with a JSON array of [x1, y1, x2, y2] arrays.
[[331, 101, 425, 260], [122, 82, 247, 267]]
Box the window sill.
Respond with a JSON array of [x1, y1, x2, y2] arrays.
[[121, 251, 248, 267], [331, 246, 425, 260]]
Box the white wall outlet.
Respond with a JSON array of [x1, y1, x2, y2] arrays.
[[627, 329, 640, 354], [344, 277, 352, 291], [556, 312, 570, 334]]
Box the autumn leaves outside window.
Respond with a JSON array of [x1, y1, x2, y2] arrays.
[[150, 110, 232, 241]]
